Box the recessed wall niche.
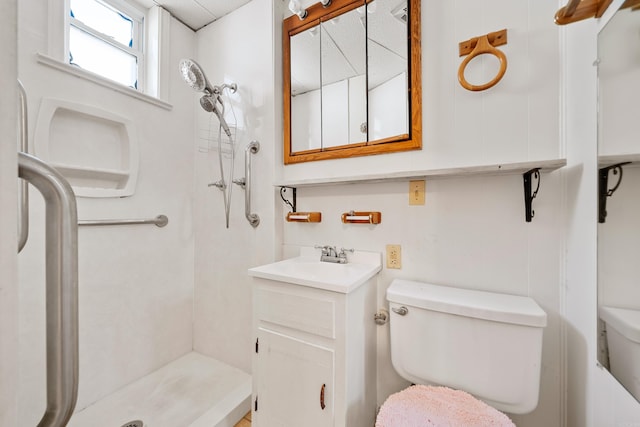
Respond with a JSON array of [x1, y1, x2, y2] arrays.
[[34, 98, 139, 197]]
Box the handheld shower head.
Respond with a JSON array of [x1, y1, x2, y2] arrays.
[[200, 95, 232, 138], [199, 95, 218, 113], [179, 58, 214, 94], [181, 58, 236, 138]]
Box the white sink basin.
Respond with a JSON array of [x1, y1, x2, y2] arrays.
[[248, 248, 381, 293]]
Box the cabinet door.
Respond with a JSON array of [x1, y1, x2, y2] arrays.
[[255, 328, 334, 427]]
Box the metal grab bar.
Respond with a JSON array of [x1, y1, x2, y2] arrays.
[[233, 141, 260, 227], [18, 152, 79, 427], [18, 80, 29, 252], [78, 214, 169, 228]]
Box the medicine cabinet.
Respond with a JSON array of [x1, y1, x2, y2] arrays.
[[283, 0, 421, 164]]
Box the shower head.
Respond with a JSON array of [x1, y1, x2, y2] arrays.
[[199, 95, 218, 113], [200, 95, 232, 138], [179, 58, 214, 94]]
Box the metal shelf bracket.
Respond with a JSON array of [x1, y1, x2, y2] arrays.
[[523, 168, 541, 222], [279, 186, 297, 212], [598, 162, 630, 223]]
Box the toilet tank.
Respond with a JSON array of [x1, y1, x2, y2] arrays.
[[599, 306, 640, 401], [387, 279, 547, 414]]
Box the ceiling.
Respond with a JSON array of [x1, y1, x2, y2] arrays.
[[134, 0, 253, 30]]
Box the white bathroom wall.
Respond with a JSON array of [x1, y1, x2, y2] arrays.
[[562, 11, 640, 427], [16, 1, 198, 422], [0, 1, 19, 425], [277, 1, 563, 426], [192, 0, 277, 373], [279, 0, 560, 183]]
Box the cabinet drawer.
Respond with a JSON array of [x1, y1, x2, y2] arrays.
[[256, 288, 335, 339]]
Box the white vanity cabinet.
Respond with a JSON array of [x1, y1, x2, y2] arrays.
[[248, 251, 380, 427]]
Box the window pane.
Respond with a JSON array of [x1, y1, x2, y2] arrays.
[[70, 0, 133, 47], [70, 25, 138, 88]]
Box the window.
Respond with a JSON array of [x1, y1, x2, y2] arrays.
[[68, 0, 144, 90]]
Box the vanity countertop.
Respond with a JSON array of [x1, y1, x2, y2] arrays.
[[248, 248, 381, 293]]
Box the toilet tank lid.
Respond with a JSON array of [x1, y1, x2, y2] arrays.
[[600, 306, 640, 343], [387, 279, 547, 327]]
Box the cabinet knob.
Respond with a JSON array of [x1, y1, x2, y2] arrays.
[[320, 384, 326, 410]]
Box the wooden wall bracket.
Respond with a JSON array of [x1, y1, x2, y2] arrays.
[[555, 0, 613, 25], [458, 29, 507, 56]]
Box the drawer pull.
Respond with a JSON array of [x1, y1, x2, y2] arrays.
[[320, 384, 326, 410]]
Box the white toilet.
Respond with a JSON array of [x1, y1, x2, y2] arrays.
[[379, 279, 547, 424], [600, 306, 640, 401]]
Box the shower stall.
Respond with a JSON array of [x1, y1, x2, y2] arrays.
[[12, 0, 276, 425]]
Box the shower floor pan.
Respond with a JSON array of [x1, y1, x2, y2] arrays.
[[68, 352, 251, 427]]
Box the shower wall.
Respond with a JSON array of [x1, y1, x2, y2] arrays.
[[192, 0, 278, 373], [16, 0, 198, 423]]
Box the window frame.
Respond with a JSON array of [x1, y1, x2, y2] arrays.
[[67, 0, 146, 91]]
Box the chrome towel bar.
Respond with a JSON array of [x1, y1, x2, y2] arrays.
[[78, 214, 169, 228]]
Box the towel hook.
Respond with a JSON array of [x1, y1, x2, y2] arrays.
[[458, 29, 508, 92]]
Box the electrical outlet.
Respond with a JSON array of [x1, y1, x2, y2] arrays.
[[386, 244, 402, 269], [409, 180, 425, 205]]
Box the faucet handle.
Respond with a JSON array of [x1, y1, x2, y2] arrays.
[[339, 248, 354, 255], [314, 245, 330, 255]]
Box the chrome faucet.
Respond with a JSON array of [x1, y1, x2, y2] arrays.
[[315, 245, 353, 264]]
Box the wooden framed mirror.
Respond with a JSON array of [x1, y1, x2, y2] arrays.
[[283, 0, 421, 164]]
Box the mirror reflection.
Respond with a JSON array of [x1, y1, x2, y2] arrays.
[[366, 0, 409, 141], [320, 7, 367, 147], [291, 25, 322, 152], [597, 3, 640, 403], [283, 0, 421, 163]]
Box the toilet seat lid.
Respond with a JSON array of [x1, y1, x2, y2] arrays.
[[376, 385, 515, 427]]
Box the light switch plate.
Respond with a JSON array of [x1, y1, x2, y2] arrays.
[[409, 180, 425, 205]]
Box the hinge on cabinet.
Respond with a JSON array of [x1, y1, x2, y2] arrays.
[[255, 337, 259, 353], [254, 396, 258, 412]]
